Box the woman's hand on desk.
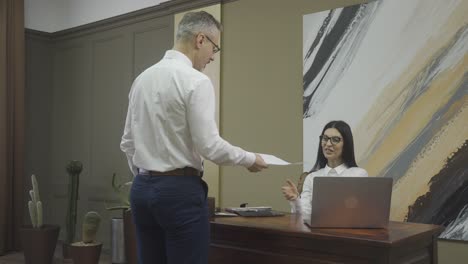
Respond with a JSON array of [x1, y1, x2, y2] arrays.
[[282, 179, 299, 201]]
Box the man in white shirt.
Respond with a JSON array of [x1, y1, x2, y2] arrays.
[[120, 11, 268, 264]]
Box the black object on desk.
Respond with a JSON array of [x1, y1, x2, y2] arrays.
[[234, 210, 285, 217], [225, 207, 285, 217]]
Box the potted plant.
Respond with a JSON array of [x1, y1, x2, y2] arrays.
[[69, 211, 102, 264], [20, 174, 60, 264], [63, 160, 83, 258], [107, 173, 132, 211], [107, 173, 137, 264]]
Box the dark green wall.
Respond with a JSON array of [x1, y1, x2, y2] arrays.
[[26, 14, 173, 249]]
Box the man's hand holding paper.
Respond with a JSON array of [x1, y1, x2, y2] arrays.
[[248, 153, 269, 172], [259, 154, 302, 166]]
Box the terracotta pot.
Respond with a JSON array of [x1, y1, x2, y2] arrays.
[[124, 209, 138, 264], [20, 225, 60, 264], [69, 242, 102, 264]]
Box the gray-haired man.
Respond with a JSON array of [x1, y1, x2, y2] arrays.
[[120, 11, 268, 263]]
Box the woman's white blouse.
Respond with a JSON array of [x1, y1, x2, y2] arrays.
[[290, 164, 368, 216]]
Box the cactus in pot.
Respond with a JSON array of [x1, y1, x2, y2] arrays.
[[72, 211, 102, 245], [83, 211, 101, 244], [70, 211, 103, 264], [65, 160, 83, 244], [20, 174, 60, 264], [28, 174, 43, 228]]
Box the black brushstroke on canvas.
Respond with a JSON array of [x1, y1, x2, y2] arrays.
[[440, 204, 468, 240], [304, 11, 332, 63], [406, 140, 468, 227], [303, 5, 360, 116]]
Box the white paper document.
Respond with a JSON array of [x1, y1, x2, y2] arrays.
[[259, 154, 302, 166]]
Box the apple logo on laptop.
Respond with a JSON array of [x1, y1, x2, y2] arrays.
[[344, 196, 359, 209]]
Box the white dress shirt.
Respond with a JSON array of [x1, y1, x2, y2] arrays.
[[120, 50, 256, 175], [290, 163, 368, 216]]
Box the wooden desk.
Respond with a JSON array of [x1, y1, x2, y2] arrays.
[[209, 214, 443, 264]]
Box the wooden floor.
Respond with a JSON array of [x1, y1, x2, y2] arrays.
[[0, 244, 111, 264]]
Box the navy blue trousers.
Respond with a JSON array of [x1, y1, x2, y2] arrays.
[[130, 174, 209, 264]]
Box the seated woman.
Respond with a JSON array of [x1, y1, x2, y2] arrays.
[[282, 120, 368, 216]]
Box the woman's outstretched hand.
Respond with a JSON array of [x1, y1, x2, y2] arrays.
[[282, 179, 299, 201]]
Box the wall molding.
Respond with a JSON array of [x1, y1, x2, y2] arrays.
[[25, 29, 53, 41], [25, 0, 237, 41]]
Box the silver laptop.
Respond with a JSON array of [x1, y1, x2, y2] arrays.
[[305, 177, 393, 229]]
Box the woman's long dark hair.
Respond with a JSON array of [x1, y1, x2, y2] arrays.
[[311, 120, 358, 172]]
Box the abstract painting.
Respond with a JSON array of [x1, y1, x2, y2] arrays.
[[303, 0, 467, 240]]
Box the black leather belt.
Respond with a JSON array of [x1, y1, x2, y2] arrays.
[[141, 167, 202, 177]]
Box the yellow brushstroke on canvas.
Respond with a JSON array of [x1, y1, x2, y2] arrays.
[[355, 1, 468, 164], [391, 97, 468, 220], [356, 56, 467, 221], [353, 1, 468, 220], [363, 55, 467, 176]]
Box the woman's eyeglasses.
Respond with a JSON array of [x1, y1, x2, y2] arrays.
[[320, 135, 342, 145]]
